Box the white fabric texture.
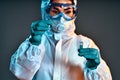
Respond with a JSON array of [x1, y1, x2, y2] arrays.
[[10, 29, 112, 80]]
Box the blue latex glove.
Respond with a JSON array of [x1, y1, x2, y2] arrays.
[[78, 44, 100, 70], [29, 20, 52, 45]]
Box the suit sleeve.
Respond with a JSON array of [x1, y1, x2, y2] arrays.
[[9, 38, 45, 80], [79, 35, 112, 80]]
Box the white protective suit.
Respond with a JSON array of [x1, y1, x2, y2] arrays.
[[10, 0, 112, 80]]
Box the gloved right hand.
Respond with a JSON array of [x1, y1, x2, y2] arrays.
[[29, 20, 52, 45]]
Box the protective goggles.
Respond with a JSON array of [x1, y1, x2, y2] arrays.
[[46, 3, 77, 20]]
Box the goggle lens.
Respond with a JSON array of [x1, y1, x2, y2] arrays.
[[47, 3, 77, 19]]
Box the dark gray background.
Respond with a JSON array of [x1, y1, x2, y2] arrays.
[[0, 0, 120, 80]]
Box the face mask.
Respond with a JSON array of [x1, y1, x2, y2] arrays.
[[49, 12, 74, 33]]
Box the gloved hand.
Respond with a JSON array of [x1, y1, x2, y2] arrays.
[[29, 20, 52, 45], [78, 44, 100, 70]]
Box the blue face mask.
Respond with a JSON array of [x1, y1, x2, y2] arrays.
[[48, 12, 73, 33]]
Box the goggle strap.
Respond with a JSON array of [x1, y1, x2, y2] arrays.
[[49, 3, 76, 8]]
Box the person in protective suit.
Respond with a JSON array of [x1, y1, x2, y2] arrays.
[[10, 0, 112, 80]]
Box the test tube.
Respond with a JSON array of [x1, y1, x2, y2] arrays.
[[80, 41, 83, 49]]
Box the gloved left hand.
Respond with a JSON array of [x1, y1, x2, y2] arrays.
[[78, 45, 100, 70]]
